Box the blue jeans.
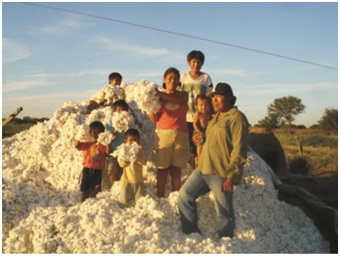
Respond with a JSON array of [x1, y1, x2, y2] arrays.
[[178, 169, 235, 237]]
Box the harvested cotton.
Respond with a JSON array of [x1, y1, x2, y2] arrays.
[[97, 131, 115, 146], [112, 142, 142, 168], [123, 80, 161, 114], [2, 80, 329, 253], [102, 84, 125, 104], [110, 111, 134, 132]]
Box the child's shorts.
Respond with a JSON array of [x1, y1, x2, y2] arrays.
[[152, 129, 190, 169], [80, 167, 102, 193]]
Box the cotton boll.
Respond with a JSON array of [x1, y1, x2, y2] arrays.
[[129, 80, 161, 114], [97, 131, 114, 146], [102, 84, 124, 105], [110, 111, 134, 132], [112, 142, 141, 166]]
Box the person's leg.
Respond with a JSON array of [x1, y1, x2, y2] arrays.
[[80, 168, 90, 202], [157, 168, 169, 198], [170, 165, 181, 191], [89, 170, 102, 198], [119, 181, 132, 206], [205, 175, 235, 238], [108, 157, 123, 186], [178, 170, 210, 234], [134, 183, 144, 203], [81, 192, 90, 202]]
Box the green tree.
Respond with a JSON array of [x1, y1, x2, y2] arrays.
[[264, 96, 305, 132], [257, 112, 280, 129], [318, 107, 338, 132]]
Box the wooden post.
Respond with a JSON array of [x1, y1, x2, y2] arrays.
[[2, 107, 23, 127]]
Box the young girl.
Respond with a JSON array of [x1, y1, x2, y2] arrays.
[[148, 67, 190, 198], [75, 121, 111, 202], [118, 128, 147, 206], [193, 95, 213, 166]]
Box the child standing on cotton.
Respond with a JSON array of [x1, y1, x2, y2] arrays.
[[104, 99, 132, 188], [180, 50, 213, 161], [117, 128, 147, 206], [75, 121, 111, 202], [193, 95, 213, 166]]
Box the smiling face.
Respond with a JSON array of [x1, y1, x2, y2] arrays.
[[125, 135, 139, 145], [188, 58, 203, 75], [89, 127, 102, 140], [212, 94, 231, 113], [110, 77, 122, 86], [163, 71, 180, 94], [196, 97, 211, 114]]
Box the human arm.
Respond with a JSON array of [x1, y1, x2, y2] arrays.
[[136, 149, 147, 166], [193, 112, 204, 136], [105, 144, 111, 156], [225, 113, 249, 184], [74, 140, 81, 149], [148, 111, 161, 123]]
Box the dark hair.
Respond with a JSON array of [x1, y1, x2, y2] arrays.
[[89, 121, 105, 133], [108, 72, 122, 82], [124, 128, 140, 140], [162, 67, 180, 89], [196, 94, 211, 105], [195, 94, 213, 113], [187, 50, 205, 64], [112, 99, 129, 112]]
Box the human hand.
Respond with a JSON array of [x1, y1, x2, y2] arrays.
[[192, 132, 202, 145], [221, 178, 233, 193], [74, 140, 80, 148]]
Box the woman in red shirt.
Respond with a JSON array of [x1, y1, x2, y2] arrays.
[[149, 67, 190, 198]]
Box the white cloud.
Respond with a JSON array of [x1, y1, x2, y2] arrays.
[[37, 15, 93, 35], [3, 38, 31, 63], [93, 36, 176, 58], [2, 80, 50, 93], [209, 67, 248, 77]]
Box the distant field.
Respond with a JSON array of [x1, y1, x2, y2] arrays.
[[2, 117, 49, 139], [272, 128, 338, 177]]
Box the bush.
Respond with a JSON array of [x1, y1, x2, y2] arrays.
[[304, 135, 338, 149], [288, 156, 310, 174]]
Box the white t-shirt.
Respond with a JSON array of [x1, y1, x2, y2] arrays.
[[180, 72, 213, 122]]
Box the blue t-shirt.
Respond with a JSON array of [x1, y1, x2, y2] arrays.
[[106, 119, 125, 152]]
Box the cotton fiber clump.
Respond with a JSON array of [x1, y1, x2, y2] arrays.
[[2, 80, 329, 253], [122, 80, 161, 114], [103, 84, 125, 104], [112, 142, 142, 168], [110, 111, 134, 132], [97, 131, 115, 146]]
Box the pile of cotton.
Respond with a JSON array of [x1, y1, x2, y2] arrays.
[[2, 80, 329, 253]]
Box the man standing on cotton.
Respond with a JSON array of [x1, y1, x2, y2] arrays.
[[178, 82, 249, 238]]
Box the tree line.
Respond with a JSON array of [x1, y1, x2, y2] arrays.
[[256, 95, 338, 132]]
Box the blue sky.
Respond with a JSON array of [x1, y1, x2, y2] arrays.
[[2, 2, 338, 126]]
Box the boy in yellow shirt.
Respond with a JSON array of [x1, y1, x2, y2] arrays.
[[118, 128, 147, 206]]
